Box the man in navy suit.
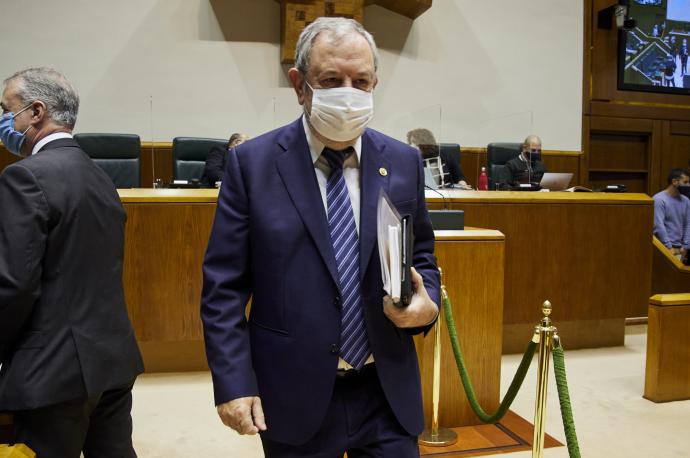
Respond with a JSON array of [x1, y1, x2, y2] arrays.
[[201, 17, 440, 457]]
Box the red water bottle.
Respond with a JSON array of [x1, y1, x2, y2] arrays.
[[478, 167, 488, 191]]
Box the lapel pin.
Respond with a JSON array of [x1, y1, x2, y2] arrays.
[[379, 167, 388, 177]]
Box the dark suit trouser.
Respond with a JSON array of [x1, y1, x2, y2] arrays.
[[12, 380, 137, 458], [261, 364, 419, 458]]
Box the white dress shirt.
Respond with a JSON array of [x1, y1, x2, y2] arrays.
[[302, 116, 362, 234], [301, 116, 374, 370], [32, 132, 73, 156]]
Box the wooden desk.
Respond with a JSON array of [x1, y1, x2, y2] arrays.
[[425, 190, 654, 352], [120, 189, 216, 372], [651, 237, 690, 295], [645, 293, 690, 402], [415, 229, 505, 427], [120, 191, 506, 427]]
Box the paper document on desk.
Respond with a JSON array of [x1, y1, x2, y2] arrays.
[[377, 189, 413, 306]]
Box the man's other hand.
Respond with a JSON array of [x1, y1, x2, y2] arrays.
[[217, 396, 267, 435], [383, 267, 439, 328]]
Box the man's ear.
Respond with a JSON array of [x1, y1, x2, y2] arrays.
[[288, 68, 306, 106], [30, 101, 47, 124]]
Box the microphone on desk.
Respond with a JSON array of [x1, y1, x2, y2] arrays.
[[425, 185, 465, 230], [425, 184, 449, 210]]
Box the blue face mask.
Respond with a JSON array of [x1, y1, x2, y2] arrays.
[[0, 104, 33, 156]]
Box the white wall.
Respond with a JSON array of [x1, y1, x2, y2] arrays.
[[0, 0, 583, 150]]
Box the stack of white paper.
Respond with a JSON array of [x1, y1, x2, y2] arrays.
[[377, 190, 402, 302]]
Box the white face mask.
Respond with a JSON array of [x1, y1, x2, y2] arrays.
[[306, 83, 374, 142]]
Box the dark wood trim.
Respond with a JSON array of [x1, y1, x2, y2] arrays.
[[626, 317, 648, 326]]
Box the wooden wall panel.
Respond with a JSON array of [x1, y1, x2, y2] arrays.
[[583, 116, 661, 193], [589, 133, 648, 171], [140, 142, 173, 188], [458, 203, 651, 323], [660, 120, 690, 194], [123, 202, 215, 341], [0, 146, 21, 172], [459, 148, 484, 188], [122, 201, 215, 371], [584, 0, 690, 197]]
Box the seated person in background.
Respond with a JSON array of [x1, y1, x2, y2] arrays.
[[406, 128, 470, 189], [506, 135, 547, 185], [653, 168, 690, 263], [201, 132, 249, 187]]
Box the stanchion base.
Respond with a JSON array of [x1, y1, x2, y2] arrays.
[[419, 427, 458, 447]]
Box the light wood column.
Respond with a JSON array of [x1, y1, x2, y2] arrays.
[[644, 293, 690, 403]]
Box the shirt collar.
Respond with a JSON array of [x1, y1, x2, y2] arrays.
[[32, 132, 73, 156], [301, 115, 361, 166]]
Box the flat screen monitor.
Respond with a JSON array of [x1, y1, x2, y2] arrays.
[[618, 0, 690, 95]]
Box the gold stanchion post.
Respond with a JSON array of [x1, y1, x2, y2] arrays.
[[419, 269, 458, 447], [532, 300, 556, 458]]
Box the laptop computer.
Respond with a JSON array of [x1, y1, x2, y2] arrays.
[[539, 172, 573, 191]]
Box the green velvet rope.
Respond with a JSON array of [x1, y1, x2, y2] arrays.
[[552, 342, 582, 458], [442, 291, 537, 423]]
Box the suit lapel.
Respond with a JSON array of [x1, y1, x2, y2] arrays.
[[275, 119, 340, 287], [359, 131, 389, 279]]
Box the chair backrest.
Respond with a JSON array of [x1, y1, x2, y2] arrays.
[[172, 137, 228, 181], [487, 142, 521, 186], [74, 133, 141, 188]]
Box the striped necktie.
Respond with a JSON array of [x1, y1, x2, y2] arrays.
[[322, 147, 371, 370]]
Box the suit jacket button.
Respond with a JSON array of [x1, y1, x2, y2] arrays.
[[330, 344, 339, 355], [334, 295, 342, 308]]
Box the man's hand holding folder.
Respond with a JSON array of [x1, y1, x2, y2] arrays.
[[383, 267, 438, 328], [377, 190, 439, 329]]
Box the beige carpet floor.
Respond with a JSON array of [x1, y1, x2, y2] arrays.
[[131, 325, 690, 457]]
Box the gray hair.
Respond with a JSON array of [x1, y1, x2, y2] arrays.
[[295, 17, 380, 75], [3, 67, 79, 129]]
